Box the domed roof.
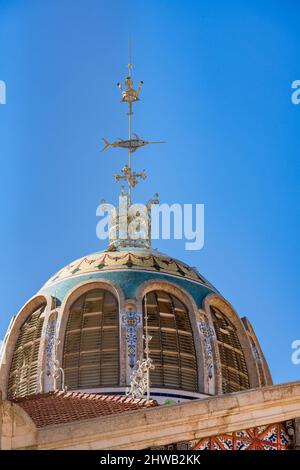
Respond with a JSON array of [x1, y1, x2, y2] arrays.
[[0, 59, 272, 407], [42, 246, 213, 289], [3, 243, 270, 403]]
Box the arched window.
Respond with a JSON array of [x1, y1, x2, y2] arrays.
[[63, 289, 119, 389], [143, 291, 198, 392], [8, 304, 46, 398], [211, 306, 250, 393]]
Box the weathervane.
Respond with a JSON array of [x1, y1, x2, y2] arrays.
[[102, 41, 164, 212]]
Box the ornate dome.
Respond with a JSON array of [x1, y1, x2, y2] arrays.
[[0, 245, 272, 404], [0, 60, 272, 405]]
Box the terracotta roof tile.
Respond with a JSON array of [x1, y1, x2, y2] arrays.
[[12, 391, 158, 428]]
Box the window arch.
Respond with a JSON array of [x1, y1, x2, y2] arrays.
[[143, 290, 198, 392], [63, 289, 119, 389], [8, 304, 46, 398], [211, 306, 250, 393]]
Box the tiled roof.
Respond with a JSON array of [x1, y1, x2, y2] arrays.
[[12, 391, 158, 428]]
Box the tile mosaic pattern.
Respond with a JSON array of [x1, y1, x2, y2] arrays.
[[43, 250, 209, 287], [121, 310, 142, 369], [192, 423, 291, 450]]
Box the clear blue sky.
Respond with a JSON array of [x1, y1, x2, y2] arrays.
[[0, 0, 299, 384]]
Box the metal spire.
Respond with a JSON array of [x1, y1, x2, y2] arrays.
[[102, 45, 162, 249], [115, 44, 144, 206], [128, 37, 133, 205], [102, 44, 164, 207]]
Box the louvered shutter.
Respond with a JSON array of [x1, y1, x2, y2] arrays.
[[211, 307, 250, 393], [63, 289, 119, 389], [143, 291, 198, 392], [8, 305, 45, 398]]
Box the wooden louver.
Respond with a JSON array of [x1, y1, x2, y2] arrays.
[[143, 291, 198, 392], [63, 289, 119, 389], [211, 306, 250, 393], [8, 304, 45, 399]]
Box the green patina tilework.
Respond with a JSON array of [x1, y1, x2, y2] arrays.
[[40, 270, 215, 308]]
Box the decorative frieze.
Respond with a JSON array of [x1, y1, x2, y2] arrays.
[[192, 422, 292, 450], [121, 309, 142, 371]]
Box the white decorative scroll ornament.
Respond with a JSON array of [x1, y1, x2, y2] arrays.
[[198, 319, 215, 380], [126, 295, 154, 401], [126, 357, 154, 400], [46, 335, 66, 391], [40, 313, 66, 392], [45, 318, 56, 377]]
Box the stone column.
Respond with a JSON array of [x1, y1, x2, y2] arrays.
[[0, 393, 13, 450]]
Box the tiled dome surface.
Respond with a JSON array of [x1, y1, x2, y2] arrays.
[[42, 247, 212, 288]]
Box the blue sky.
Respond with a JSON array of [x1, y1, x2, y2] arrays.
[[0, 0, 299, 384]]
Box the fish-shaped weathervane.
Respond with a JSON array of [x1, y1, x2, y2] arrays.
[[101, 133, 165, 153]]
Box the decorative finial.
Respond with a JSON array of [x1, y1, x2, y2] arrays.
[[103, 45, 163, 202], [101, 44, 164, 249]]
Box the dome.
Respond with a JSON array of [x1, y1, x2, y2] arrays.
[[0, 245, 272, 404], [42, 246, 215, 290], [0, 60, 272, 405]]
